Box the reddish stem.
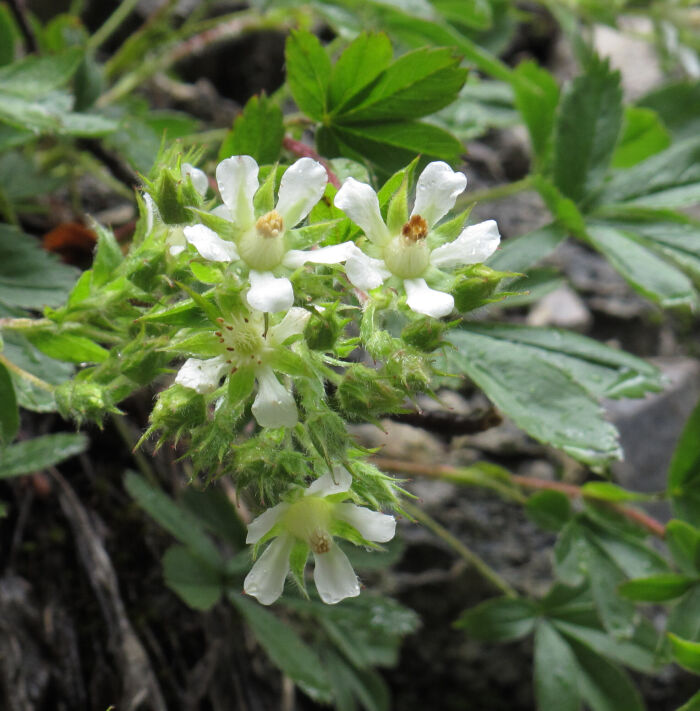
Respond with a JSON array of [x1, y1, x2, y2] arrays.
[[283, 136, 341, 188], [372, 457, 666, 539]]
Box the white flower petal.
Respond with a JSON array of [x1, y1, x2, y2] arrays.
[[211, 204, 232, 220], [246, 502, 290, 544], [282, 241, 357, 269], [430, 219, 500, 269], [143, 193, 157, 234], [244, 534, 294, 605], [334, 178, 391, 245], [183, 224, 239, 262], [334, 503, 396, 543], [216, 155, 258, 229], [412, 161, 467, 227], [306, 467, 352, 498], [268, 307, 311, 346], [345, 249, 390, 291], [313, 544, 360, 604], [169, 244, 185, 256], [175, 356, 228, 394], [403, 278, 454, 318], [275, 157, 328, 227], [252, 366, 298, 428], [246, 270, 294, 313], [181, 162, 209, 196]]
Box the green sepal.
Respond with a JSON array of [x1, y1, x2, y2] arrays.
[[175, 282, 222, 326], [289, 541, 310, 596], [377, 157, 419, 210], [253, 165, 279, 215], [428, 206, 473, 247], [386, 171, 409, 235], [330, 518, 382, 550], [163, 330, 221, 358], [190, 261, 223, 284], [269, 348, 314, 379], [188, 208, 237, 242], [227, 366, 255, 406], [452, 265, 512, 313]]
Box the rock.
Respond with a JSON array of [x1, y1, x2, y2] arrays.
[[593, 18, 664, 100], [349, 421, 447, 463], [527, 284, 592, 331], [606, 357, 700, 493]]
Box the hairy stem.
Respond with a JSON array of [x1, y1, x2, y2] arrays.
[[0, 353, 54, 392], [403, 501, 519, 598], [375, 457, 666, 539]]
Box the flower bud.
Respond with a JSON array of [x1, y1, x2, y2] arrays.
[[150, 384, 207, 432], [150, 169, 202, 225], [401, 316, 449, 352], [55, 380, 119, 425], [336, 364, 404, 421], [453, 265, 507, 313]]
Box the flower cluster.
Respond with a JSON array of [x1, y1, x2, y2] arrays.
[[142, 152, 500, 604]]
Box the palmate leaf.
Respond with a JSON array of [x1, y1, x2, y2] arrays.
[[0, 362, 18, 444], [441, 324, 664, 464], [219, 93, 283, 164], [552, 54, 623, 204], [667, 397, 700, 525]]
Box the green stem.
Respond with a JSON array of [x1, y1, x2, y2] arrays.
[[0, 353, 54, 392], [403, 501, 519, 598], [87, 0, 142, 52], [457, 176, 534, 207]]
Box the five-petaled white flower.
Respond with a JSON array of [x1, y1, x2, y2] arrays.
[[174, 306, 311, 428], [182, 156, 356, 313], [334, 161, 501, 318], [244, 467, 396, 605]]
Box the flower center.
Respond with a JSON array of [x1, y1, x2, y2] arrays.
[[237, 210, 286, 270], [401, 214, 428, 242], [215, 314, 266, 370], [256, 210, 284, 238], [382, 217, 431, 279], [282, 497, 333, 550], [309, 529, 332, 554]]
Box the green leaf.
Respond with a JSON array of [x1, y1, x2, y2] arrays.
[[0, 6, 19, 66], [669, 586, 700, 644], [570, 639, 645, 711], [218, 93, 283, 164], [674, 690, 700, 711], [526, 490, 572, 532], [162, 545, 223, 610], [668, 397, 700, 525], [286, 29, 331, 122], [638, 81, 700, 141], [581, 482, 653, 503], [534, 621, 580, 711], [512, 60, 559, 167], [585, 225, 697, 309], [619, 574, 697, 603], [325, 650, 390, 711], [124, 471, 223, 568], [328, 32, 393, 114], [0, 362, 19, 444], [0, 48, 82, 98], [0, 432, 88, 478], [332, 120, 462, 165], [180, 486, 247, 549], [229, 594, 333, 702], [444, 329, 621, 465], [552, 55, 623, 203], [91, 222, 123, 287], [451, 323, 663, 400], [0, 225, 79, 309], [1, 330, 72, 412], [455, 597, 537, 641], [668, 633, 700, 674], [611, 107, 670, 169], [27, 332, 109, 364], [338, 46, 466, 122], [599, 136, 700, 208], [666, 520, 700, 576]]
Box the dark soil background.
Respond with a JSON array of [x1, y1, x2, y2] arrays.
[[2, 2, 699, 710]]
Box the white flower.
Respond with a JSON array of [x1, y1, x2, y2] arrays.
[[244, 468, 396, 605], [174, 306, 311, 428], [182, 156, 356, 313], [334, 161, 501, 318]]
